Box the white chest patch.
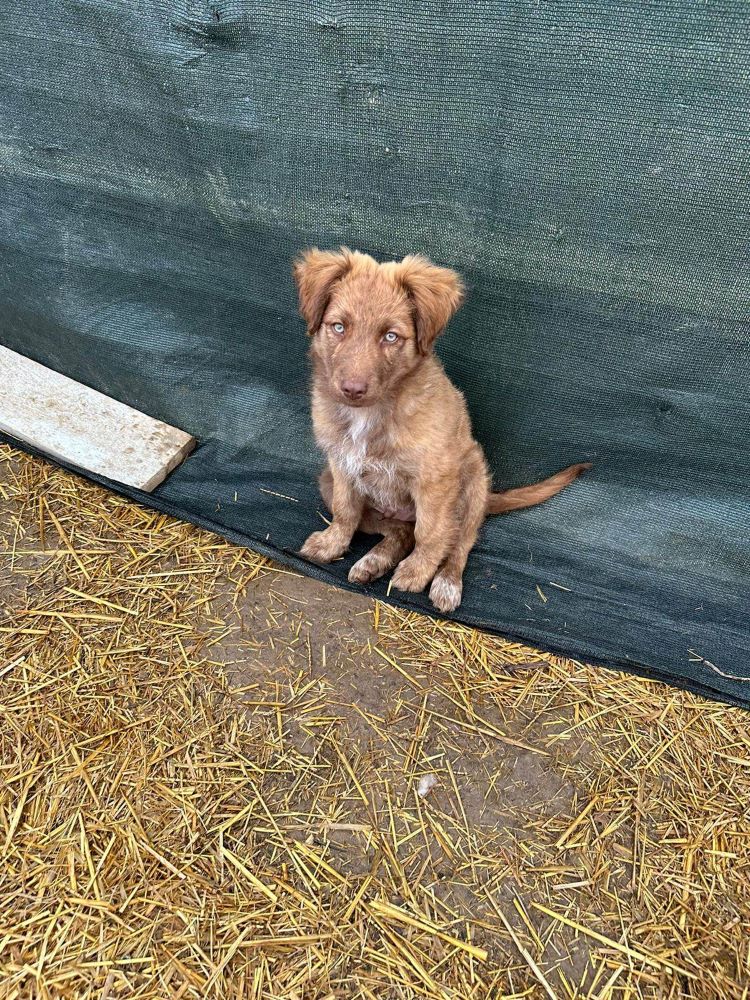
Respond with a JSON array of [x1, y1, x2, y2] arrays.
[[334, 409, 386, 478], [329, 408, 402, 511], [346, 408, 374, 455]]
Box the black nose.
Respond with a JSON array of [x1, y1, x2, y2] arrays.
[[341, 379, 368, 400]]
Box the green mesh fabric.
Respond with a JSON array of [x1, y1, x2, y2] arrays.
[[1, 1, 748, 703]]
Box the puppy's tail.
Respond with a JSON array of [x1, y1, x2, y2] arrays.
[[486, 462, 591, 515]]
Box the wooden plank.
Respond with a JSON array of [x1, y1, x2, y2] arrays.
[[0, 346, 195, 491]]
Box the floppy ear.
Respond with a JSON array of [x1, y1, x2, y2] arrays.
[[293, 247, 353, 334], [396, 255, 465, 354]]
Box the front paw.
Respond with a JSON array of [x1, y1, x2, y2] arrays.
[[429, 574, 462, 614], [299, 529, 348, 564], [391, 555, 435, 594]]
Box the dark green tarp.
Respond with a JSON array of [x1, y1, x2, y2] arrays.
[[1, 2, 748, 704]]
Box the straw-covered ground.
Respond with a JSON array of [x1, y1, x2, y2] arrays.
[[1, 443, 748, 1000]]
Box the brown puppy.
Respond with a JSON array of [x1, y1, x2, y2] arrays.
[[294, 247, 590, 613]]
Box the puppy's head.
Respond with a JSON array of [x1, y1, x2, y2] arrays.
[[293, 247, 464, 407]]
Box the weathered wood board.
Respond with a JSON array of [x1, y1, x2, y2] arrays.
[[0, 346, 195, 491]]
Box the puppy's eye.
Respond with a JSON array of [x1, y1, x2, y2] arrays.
[[332, 322, 345, 335], [383, 331, 399, 344]]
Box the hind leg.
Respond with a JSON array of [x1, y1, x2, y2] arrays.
[[349, 511, 414, 585], [318, 465, 334, 510], [428, 465, 488, 614], [317, 466, 414, 584]]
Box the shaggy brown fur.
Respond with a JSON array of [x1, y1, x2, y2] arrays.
[[294, 247, 590, 613]]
